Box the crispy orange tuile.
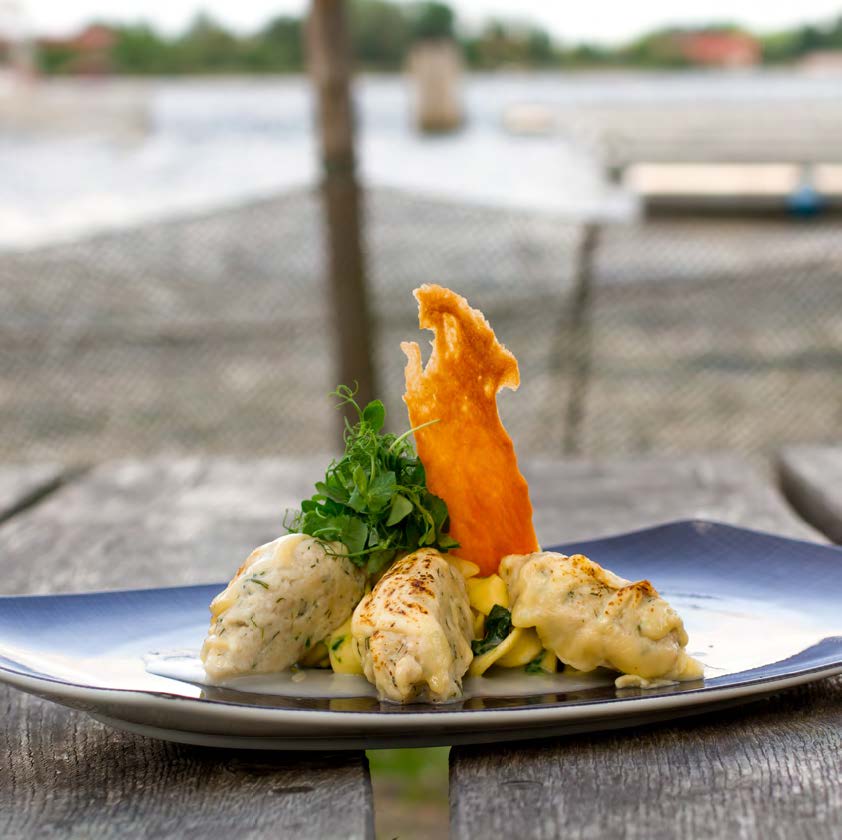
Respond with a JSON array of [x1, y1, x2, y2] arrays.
[[401, 284, 539, 576]]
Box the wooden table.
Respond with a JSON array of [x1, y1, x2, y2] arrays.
[[0, 458, 374, 840], [1, 454, 839, 838]]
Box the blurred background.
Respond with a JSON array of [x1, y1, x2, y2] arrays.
[[2, 0, 841, 836]]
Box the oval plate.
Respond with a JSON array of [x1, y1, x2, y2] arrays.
[[1, 520, 840, 750]]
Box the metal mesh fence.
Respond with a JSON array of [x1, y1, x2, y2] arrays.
[[1, 185, 840, 464]]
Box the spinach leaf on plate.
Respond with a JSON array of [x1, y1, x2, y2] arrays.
[[471, 604, 513, 656]]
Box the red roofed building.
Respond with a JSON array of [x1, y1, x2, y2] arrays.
[[70, 24, 115, 53], [675, 31, 760, 68], [37, 24, 116, 75]]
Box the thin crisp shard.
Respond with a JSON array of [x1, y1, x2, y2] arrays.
[[401, 284, 539, 576]]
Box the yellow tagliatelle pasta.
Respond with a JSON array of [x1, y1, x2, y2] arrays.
[[466, 574, 509, 615], [447, 555, 481, 579], [466, 573, 557, 677], [470, 627, 527, 676], [469, 627, 547, 675], [495, 627, 543, 668], [326, 616, 364, 675]]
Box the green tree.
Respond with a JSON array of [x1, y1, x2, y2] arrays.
[[464, 20, 512, 68], [559, 42, 613, 67], [462, 20, 558, 69], [176, 12, 242, 73], [761, 14, 842, 63], [525, 27, 555, 65], [112, 24, 176, 74], [621, 28, 689, 68], [349, 0, 411, 69], [796, 24, 823, 52], [409, 2, 455, 41], [761, 31, 801, 63], [244, 16, 304, 72], [37, 45, 76, 74]]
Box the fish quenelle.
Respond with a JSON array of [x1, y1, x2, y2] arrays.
[[352, 548, 473, 703], [201, 534, 365, 681], [500, 551, 704, 688]]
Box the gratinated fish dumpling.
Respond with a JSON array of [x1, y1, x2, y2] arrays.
[[500, 551, 703, 685], [201, 533, 366, 681], [352, 547, 473, 703]]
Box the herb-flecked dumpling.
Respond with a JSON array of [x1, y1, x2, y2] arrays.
[[352, 548, 473, 703], [201, 534, 365, 681], [500, 551, 703, 686]]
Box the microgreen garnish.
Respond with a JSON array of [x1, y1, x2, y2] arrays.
[[285, 384, 459, 576], [471, 605, 513, 656]]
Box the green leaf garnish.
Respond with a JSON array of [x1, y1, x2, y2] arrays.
[[471, 604, 513, 656], [525, 653, 547, 674], [362, 399, 385, 430], [386, 494, 414, 527], [285, 384, 459, 576]]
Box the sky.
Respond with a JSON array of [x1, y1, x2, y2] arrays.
[[13, 0, 842, 44]]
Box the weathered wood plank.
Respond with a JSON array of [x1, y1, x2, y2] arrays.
[[2, 689, 373, 840], [0, 457, 373, 840], [0, 462, 64, 523], [0, 454, 816, 596], [451, 677, 842, 840], [0, 456, 328, 593], [778, 445, 842, 544], [452, 453, 833, 839]]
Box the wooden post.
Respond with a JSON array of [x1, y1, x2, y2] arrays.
[[307, 0, 376, 431], [407, 40, 464, 133], [562, 222, 600, 455]]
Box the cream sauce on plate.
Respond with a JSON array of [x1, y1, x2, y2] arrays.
[[144, 651, 617, 700]]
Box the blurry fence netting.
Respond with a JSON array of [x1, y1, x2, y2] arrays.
[[1, 186, 840, 464]]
